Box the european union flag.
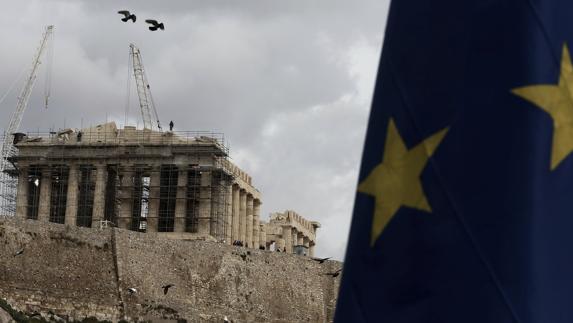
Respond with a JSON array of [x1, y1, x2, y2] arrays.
[[336, 1, 573, 322]]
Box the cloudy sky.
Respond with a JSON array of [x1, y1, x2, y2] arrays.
[[0, 0, 389, 260]]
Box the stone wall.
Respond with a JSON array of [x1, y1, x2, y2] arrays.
[[0, 217, 341, 322]]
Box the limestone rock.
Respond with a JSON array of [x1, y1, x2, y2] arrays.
[[0, 306, 15, 323], [0, 217, 341, 322]]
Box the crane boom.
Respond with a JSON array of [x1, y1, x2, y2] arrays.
[[0, 25, 54, 171], [129, 44, 162, 131], [0, 25, 54, 216]]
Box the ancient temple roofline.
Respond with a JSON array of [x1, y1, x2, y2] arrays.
[[14, 122, 228, 154], [268, 210, 320, 238]]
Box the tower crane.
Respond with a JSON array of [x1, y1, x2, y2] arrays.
[[0, 25, 54, 215], [129, 43, 162, 131]]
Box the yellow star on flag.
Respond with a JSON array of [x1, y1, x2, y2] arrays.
[[358, 119, 448, 246], [512, 44, 573, 170]]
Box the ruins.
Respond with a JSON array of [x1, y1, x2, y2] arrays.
[[7, 122, 319, 254], [263, 210, 320, 257]]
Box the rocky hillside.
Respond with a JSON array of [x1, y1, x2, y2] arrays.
[[0, 218, 341, 322]]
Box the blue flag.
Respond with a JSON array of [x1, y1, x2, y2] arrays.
[[335, 1, 573, 322]]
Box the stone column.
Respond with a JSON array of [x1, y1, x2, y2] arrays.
[[117, 169, 134, 230], [309, 242, 315, 258], [231, 184, 240, 241], [225, 182, 233, 244], [292, 229, 298, 249], [239, 189, 247, 243], [174, 169, 187, 233], [91, 164, 107, 227], [277, 238, 286, 252], [147, 166, 161, 232], [197, 170, 212, 235], [253, 199, 260, 249], [37, 167, 51, 222], [209, 174, 220, 238], [64, 164, 78, 226], [297, 232, 304, 246], [303, 237, 310, 257], [15, 167, 28, 219], [282, 225, 293, 254], [246, 194, 253, 248], [259, 222, 266, 249]]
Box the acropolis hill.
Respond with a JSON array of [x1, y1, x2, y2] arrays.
[[0, 217, 341, 322]]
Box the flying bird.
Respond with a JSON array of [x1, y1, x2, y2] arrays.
[[311, 257, 331, 264], [126, 287, 138, 295], [324, 269, 342, 278], [13, 249, 24, 257], [161, 284, 174, 295], [145, 19, 165, 31], [118, 10, 136, 23]]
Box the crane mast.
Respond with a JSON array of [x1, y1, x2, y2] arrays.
[[0, 25, 54, 215], [129, 44, 162, 131]]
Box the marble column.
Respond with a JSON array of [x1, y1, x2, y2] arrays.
[[282, 225, 293, 253], [277, 238, 286, 252], [91, 164, 107, 227], [15, 167, 28, 219], [246, 194, 253, 248], [118, 169, 134, 230], [147, 167, 161, 232], [292, 229, 298, 250], [225, 182, 233, 244], [309, 242, 315, 258], [197, 171, 212, 235], [64, 164, 78, 226], [302, 236, 310, 256], [231, 185, 240, 241], [37, 168, 51, 222], [239, 189, 247, 243], [297, 232, 304, 246], [174, 169, 188, 233], [259, 222, 266, 249], [209, 174, 221, 238], [253, 200, 260, 249]]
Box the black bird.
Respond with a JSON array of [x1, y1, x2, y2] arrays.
[[324, 269, 342, 278], [311, 257, 331, 264], [162, 284, 175, 295], [118, 10, 137, 23], [145, 19, 165, 31], [13, 249, 24, 257]]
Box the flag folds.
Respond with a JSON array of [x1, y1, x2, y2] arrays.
[[335, 1, 573, 322]]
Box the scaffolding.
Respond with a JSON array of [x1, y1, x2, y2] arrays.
[[1, 125, 240, 242], [0, 139, 18, 216]]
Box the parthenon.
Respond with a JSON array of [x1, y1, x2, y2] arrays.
[[8, 122, 319, 253]]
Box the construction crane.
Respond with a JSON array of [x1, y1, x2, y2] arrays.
[[0, 25, 54, 215], [129, 43, 162, 131]]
